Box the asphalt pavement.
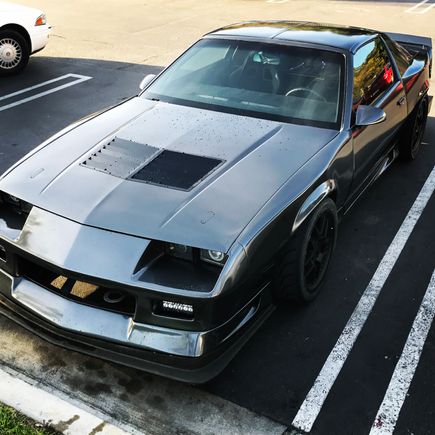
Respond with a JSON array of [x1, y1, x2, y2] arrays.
[[1, 1, 435, 434]]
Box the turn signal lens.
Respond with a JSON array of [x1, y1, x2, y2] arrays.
[[35, 14, 46, 26]]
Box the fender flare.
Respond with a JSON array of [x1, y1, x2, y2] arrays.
[[292, 179, 336, 233]]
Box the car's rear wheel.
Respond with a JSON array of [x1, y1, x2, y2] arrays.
[[0, 30, 30, 76], [399, 98, 428, 161], [274, 198, 338, 303]]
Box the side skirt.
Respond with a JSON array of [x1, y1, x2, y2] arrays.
[[343, 146, 399, 215]]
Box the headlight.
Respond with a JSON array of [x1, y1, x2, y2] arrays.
[[200, 249, 226, 266], [35, 14, 47, 26], [165, 243, 227, 267], [166, 243, 193, 261]]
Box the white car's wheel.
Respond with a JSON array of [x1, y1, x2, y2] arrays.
[[0, 30, 30, 76]]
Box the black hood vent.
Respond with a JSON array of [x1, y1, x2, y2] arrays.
[[131, 150, 223, 191]]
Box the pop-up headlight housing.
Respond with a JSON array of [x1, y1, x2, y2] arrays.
[[165, 243, 227, 267]]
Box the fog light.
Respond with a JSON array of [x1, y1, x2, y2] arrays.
[[155, 300, 194, 320], [163, 300, 193, 313]]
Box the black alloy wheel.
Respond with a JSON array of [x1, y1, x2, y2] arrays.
[[274, 198, 338, 303], [303, 211, 335, 293], [399, 99, 428, 161], [410, 101, 427, 159]]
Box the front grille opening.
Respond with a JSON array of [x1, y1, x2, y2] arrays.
[[0, 192, 32, 231], [19, 258, 136, 316]]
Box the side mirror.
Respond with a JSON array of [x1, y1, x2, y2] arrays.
[[355, 105, 386, 126], [139, 74, 156, 91]]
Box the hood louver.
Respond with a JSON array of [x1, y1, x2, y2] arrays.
[[81, 138, 159, 179]]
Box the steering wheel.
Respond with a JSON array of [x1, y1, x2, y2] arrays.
[[285, 87, 327, 102]]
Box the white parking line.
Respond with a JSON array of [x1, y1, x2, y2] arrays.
[[405, 0, 435, 14], [405, 0, 429, 13], [417, 3, 435, 13], [0, 74, 92, 112], [370, 269, 435, 434], [292, 165, 435, 433]]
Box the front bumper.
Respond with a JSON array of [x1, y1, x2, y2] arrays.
[[29, 24, 50, 54], [0, 205, 273, 382], [0, 268, 272, 383]]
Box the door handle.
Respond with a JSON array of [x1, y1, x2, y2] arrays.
[[397, 96, 406, 106]]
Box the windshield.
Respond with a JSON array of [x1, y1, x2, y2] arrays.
[[142, 38, 344, 129]]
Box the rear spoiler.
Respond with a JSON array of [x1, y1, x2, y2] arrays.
[[386, 32, 432, 77], [386, 32, 432, 52]]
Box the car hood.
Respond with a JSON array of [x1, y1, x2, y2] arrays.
[[0, 97, 337, 252]]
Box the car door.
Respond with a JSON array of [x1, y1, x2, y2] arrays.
[[350, 37, 407, 196]]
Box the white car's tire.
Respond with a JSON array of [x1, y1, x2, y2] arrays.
[[0, 29, 30, 76]]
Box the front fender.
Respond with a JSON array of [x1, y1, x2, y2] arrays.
[[292, 179, 336, 233]]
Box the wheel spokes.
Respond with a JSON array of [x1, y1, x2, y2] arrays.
[[0, 38, 22, 69], [411, 105, 426, 155], [304, 213, 335, 291]]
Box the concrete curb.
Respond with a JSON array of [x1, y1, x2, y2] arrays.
[[0, 364, 138, 435]]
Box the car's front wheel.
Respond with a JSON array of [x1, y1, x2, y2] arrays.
[[0, 30, 30, 76], [274, 198, 338, 302]]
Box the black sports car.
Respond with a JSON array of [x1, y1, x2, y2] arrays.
[[0, 22, 432, 382]]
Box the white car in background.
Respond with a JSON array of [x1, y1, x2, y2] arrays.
[[0, 1, 50, 75]]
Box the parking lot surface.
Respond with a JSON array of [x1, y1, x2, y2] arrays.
[[1, 1, 435, 434]]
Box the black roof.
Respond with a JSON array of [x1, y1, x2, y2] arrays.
[[208, 21, 378, 52]]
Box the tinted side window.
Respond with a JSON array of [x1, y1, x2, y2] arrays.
[[353, 38, 395, 108], [384, 37, 412, 76]]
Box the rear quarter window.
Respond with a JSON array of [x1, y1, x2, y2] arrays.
[[384, 37, 412, 76]]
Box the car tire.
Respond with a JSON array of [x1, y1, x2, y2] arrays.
[[399, 98, 428, 161], [0, 30, 30, 76], [274, 198, 338, 303]]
